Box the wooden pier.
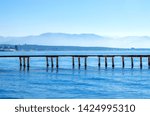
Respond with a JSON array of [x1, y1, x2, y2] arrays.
[[0, 55, 150, 69]]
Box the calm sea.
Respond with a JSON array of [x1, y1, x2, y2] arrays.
[[0, 50, 150, 99]]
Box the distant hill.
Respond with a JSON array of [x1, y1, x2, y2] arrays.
[[0, 33, 106, 47], [0, 33, 150, 48]]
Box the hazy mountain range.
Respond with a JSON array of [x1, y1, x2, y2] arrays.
[[0, 33, 150, 48]]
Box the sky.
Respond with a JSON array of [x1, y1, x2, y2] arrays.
[[0, 0, 150, 37]]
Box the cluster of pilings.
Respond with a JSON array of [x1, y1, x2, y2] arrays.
[[19, 57, 30, 67], [45, 56, 150, 69], [122, 56, 150, 68], [45, 56, 88, 69], [72, 56, 115, 68], [97, 56, 150, 68], [46, 56, 59, 68], [72, 56, 88, 69]]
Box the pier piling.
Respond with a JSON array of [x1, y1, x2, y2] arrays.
[[72, 57, 75, 68], [131, 57, 134, 68], [148, 57, 150, 67], [105, 57, 107, 67], [23, 57, 26, 67], [112, 57, 115, 68], [56, 57, 59, 68], [27, 57, 30, 67], [51, 57, 54, 68], [122, 57, 125, 68], [98, 57, 100, 67], [46, 57, 49, 67], [78, 57, 81, 68], [84, 57, 87, 69], [19, 57, 22, 66], [140, 57, 142, 68]]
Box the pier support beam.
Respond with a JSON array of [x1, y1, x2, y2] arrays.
[[72, 57, 75, 68], [56, 57, 59, 68], [19, 57, 22, 66], [105, 57, 107, 68], [122, 57, 125, 68], [148, 57, 150, 68], [27, 57, 30, 67], [131, 57, 134, 68], [98, 57, 100, 67], [112, 57, 114, 68], [140, 57, 142, 68], [78, 57, 81, 68], [51, 57, 54, 68], [23, 57, 26, 67], [46, 57, 49, 67], [84, 57, 87, 69]]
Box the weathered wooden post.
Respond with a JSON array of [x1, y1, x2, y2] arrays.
[[56, 57, 59, 68], [148, 57, 150, 67], [122, 56, 125, 68], [140, 57, 142, 68], [112, 57, 115, 68], [46, 56, 49, 67], [27, 57, 30, 67], [19, 57, 22, 66], [131, 57, 134, 68], [72, 56, 75, 68], [51, 57, 54, 68], [23, 57, 26, 67], [78, 57, 80, 68], [84, 57, 87, 69], [105, 56, 107, 67], [98, 56, 100, 67]]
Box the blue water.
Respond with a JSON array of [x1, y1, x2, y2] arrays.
[[0, 50, 150, 99]]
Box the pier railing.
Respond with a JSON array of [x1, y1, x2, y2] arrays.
[[0, 55, 150, 69]]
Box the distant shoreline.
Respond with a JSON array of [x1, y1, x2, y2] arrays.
[[0, 44, 150, 51]]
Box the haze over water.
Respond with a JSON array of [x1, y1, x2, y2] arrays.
[[0, 50, 150, 99]]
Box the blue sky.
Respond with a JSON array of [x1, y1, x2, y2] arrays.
[[0, 0, 150, 36]]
